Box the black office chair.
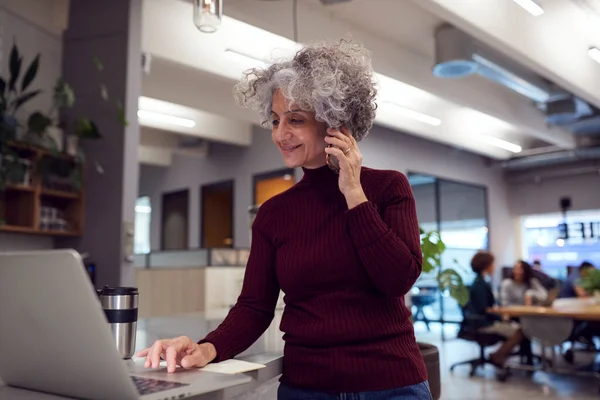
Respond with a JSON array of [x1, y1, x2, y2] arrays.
[[411, 291, 437, 332], [563, 321, 600, 364], [450, 307, 508, 380]]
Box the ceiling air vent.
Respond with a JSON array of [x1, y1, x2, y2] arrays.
[[432, 24, 557, 103]]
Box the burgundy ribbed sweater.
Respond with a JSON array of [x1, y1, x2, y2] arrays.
[[200, 165, 428, 392]]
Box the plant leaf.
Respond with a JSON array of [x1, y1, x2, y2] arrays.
[[27, 111, 53, 134], [53, 78, 75, 108], [21, 54, 40, 92], [100, 84, 108, 101], [8, 42, 22, 92], [117, 101, 128, 126], [93, 57, 104, 71], [420, 230, 444, 274], [75, 117, 102, 139], [12, 89, 43, 112], [438, 268, 469, 306], [94, 159, 104, 174], [581, 269, 600, 293]]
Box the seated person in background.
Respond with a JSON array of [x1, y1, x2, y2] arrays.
[[531, 260, 556, 290], [501, 260, 548, 306], [466, 251, 525, 367], [559, 261, 595, 298], [559, 261, 599, 361]]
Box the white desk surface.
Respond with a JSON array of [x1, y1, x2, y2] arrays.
[[0, 310, 284, 399]]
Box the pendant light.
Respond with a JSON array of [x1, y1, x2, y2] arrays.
[[193, 0, 223, 33]]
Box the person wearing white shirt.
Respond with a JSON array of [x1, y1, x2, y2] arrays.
[[500, 260, 548, 306]]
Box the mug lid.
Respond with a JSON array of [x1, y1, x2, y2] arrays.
[[98, 286, 138, 296]]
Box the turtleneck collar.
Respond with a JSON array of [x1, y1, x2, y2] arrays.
[[300, 164, 339, 186]]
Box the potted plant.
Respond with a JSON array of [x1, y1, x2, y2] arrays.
[[581, 268, 600, 303], [0, 41, 45, 225], [1, 39, 127, 227], [416, 228, 469, 400]]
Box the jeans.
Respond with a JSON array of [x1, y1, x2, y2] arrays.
[[277, 381, 433, 400]]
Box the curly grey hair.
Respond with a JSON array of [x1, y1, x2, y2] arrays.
[[233, 38, 378, 142]]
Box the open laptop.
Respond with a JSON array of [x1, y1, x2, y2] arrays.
[[0, 249, 249, 400]]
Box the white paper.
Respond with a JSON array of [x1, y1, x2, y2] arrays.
[[154, 358, 266, 374], [201, 359, 266, 374]]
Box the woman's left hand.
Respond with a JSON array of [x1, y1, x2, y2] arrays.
[[324, 127, 368, 209]]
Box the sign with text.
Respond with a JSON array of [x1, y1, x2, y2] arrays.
[[558, 222, 600, 241]]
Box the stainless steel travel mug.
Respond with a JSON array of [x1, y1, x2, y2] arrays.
[[97, 286, 139, 359]]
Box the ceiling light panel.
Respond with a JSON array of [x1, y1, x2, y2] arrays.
[[512, 0, 544, 16]]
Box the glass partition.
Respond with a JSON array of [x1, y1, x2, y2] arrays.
[[408, 172, 489, 335]]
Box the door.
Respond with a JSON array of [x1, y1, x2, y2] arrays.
[[253, 169, 295, 206], [200, 180, 234, 248], [161, 189, 189, 250]]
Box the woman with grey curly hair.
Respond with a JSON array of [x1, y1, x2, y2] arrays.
[[139, 39, 431, 400]]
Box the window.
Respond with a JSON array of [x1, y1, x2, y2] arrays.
[[408, 173, 489, 332], [134, 196, 152, 254], [521, 209, 600, 279]]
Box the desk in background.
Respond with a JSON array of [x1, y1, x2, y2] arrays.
[[488, 298, 600, 390]]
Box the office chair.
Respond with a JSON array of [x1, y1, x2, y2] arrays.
[[450, 307, 510, 381], [563, 322, 600, 364]]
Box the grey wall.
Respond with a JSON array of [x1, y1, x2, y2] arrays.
[[140, 123, 517, 266], [0, 3, 63, 250], [508, 171, 600, 216], [140, 126, 286, 252], [55, 0, 142, 288]]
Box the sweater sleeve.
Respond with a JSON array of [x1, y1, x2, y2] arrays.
[[344, 172, 422, 297], [198, 208, 280, 362], [526, 278, 548, 303], [499, 279, 514, 306]]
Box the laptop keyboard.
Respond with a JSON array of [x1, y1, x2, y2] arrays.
[[131, 375, 189, 396]]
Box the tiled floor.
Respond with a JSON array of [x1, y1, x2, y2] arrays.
[[415, 323, 600, 400]]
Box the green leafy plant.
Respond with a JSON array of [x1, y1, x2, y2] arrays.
[[0, 41, 42, 121], [0, 41, 43, 194], [420, 228, 469, 307], [581, 268, 600, 294]]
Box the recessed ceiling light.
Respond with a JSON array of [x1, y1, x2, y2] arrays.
[[481, 136, 522, 153], [512, 0, 544, 17], [588, 47, 600, 64], [137, 110, 196, 128], [382, 102, 442, 126]]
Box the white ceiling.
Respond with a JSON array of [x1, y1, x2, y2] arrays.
[[415, 0, 600, 110], [139, 0, 599, 162]]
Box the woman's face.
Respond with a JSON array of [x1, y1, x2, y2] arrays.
[[513, 262, 524, 282], [270, 90, 328, 169]]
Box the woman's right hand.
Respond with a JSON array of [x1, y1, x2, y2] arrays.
[[136, 336, 217, 373]]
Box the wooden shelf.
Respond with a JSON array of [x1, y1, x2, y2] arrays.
[[8, 140, 76, 162], [0, 224, 81, 237], [1, 140, 85, 238], [0, 225, 35, 234], [5, 184, 35, 193], [41, 188, 81, 200]]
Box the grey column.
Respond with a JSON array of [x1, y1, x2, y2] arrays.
[[56, 0, 142, 288]]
